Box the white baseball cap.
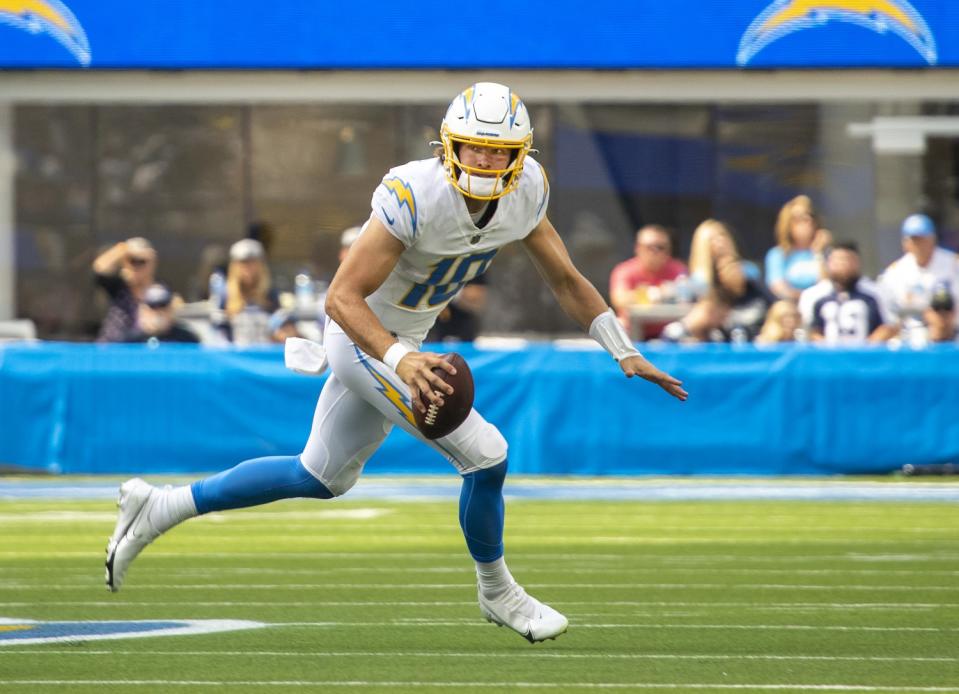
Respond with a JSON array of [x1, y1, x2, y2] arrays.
[[230, 238, 265, 261]]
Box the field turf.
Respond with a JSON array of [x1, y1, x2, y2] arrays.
[[1, 480, 958, 692]]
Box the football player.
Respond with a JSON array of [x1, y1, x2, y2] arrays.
[[105, 83, 687, 643]]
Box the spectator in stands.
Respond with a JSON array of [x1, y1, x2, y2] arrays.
[[92, 237, 158, 343], [268, 309, 301, 344], [248, 220, 277, 258], [924, 282, 958, 343], [609, 225, 688, 338], [809, 242, 897, 345], [212, 239, 279, 345], [755, 300, 803, 344], [663, 220, 773, 342], [878, 214, 959, 338], [797, 276, 831, 330], [660, 293, 729, 343], [124, 283, 199, 344], [187, 243, 228, 302], [765, 195, 832, 301]]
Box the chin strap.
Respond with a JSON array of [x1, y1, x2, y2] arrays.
[[589, 309, 641, 362]]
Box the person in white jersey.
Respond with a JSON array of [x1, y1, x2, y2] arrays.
[[879, 213, 959, 337], [104, 83, 688, 643]]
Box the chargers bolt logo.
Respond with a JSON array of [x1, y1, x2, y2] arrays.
[[0, 0, 91, 66], [738, 1, 937, 66]]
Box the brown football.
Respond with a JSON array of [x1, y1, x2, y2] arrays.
[[413, 353, 474, 440]]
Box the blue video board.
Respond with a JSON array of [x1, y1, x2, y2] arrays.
[[0, 1, 955, 69]]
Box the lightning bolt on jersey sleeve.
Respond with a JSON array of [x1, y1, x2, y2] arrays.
[[372, 173, 419, 248], [364, 157, 550, 343]]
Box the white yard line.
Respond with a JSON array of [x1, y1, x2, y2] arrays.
[[5, 567, 959, 576], [266, 621, 954, 632], [2, 650, 957, 663], [2, 553, 957, 567], [1, 600, 952, 611], [2, 582, 954, 591], [4, 680, 959, 691]]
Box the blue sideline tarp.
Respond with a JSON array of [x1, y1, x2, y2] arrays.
[[1, 342, 957, 476]]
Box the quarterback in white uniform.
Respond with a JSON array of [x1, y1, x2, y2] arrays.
[[104, 83, 687, 643]]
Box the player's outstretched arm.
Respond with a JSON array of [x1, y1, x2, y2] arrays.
[[325, 215, 454, 413], [522, 216, 688, 402]]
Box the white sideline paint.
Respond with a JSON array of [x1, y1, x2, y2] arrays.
[[2, 650, 957, 664], [4, 680, 959, 690]]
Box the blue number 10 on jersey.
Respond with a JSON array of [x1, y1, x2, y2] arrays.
[[400, 250, 498, 309]]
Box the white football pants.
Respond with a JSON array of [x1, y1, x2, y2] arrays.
[[299, 321, 508, 496]]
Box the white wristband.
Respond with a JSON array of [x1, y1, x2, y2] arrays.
[[589, 308, 641, 362], [382, 342, 412, 371]]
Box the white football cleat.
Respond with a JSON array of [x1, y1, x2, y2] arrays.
[[104, 478, 163, 593], [478, 581, 568, 643]]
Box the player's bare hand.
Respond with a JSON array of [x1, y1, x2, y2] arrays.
[[620, 354, 688, 402], [395, 351, 457, 413]]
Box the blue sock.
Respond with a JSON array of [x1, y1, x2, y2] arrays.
[[191, 455, 333, 515], [459, 460, 507, 562]]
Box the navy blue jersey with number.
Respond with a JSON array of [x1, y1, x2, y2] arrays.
[[811, 281, 892, 344]]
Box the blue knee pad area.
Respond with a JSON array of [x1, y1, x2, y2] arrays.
[[458, 460, 508, 563], [191, 455, 333, 515]]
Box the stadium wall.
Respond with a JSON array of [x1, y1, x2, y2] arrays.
[[1, 342, 955, 476]]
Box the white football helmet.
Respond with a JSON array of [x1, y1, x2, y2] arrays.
[[440, 82, 533, 201]]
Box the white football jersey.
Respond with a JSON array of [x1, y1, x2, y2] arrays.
[[366, 156, 549, 341], [878, 247, 959, 318]]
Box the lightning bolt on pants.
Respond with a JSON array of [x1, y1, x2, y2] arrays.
[[299, 321, 508, 495]]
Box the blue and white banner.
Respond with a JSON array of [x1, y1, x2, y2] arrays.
[[0, 1, 955, 70]]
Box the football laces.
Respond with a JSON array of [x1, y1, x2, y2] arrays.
[[425, 401, 440, 426]]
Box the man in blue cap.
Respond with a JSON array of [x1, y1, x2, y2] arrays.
[[878, 214, 959, 334]]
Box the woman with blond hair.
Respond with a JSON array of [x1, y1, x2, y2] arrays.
[[764, 195, 832, 301], [755, 300, 802, 344], [211, 239, 279, 345], [662, 219, 773, 342]]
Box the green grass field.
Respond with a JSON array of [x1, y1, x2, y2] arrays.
[[1, 482, 958, 692]]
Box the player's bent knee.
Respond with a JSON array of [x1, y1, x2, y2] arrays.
[[464, 422, 508, 472], [481, 423, 508, 463], [299, 449, 360, 499], [303, 460, 359, 498], [321, 477, 356, 498]]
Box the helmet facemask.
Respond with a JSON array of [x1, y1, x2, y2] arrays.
[[442, 129, 530, 201]]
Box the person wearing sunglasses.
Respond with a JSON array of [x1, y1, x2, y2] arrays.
[[92, 237, 158, 342], [609, 224, 688, 338]]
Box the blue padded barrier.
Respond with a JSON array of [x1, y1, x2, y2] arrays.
[[0, 342, 957, 476]]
